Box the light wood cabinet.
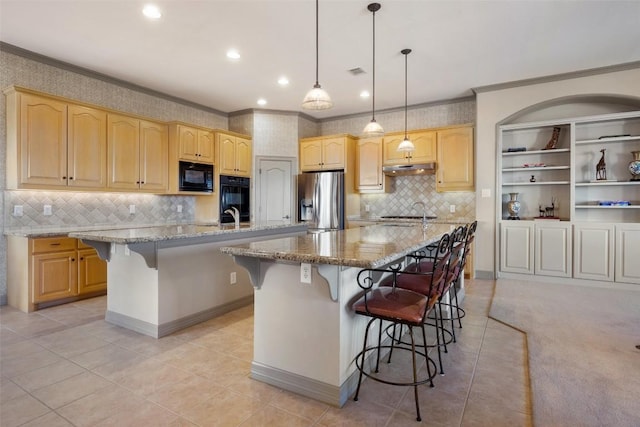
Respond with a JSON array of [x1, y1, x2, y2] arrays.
[[436, 126, 474, 192], [176, 124, 215, 164], [7, 236, 107, 312], [4, 88, 107, 189], [217, 132, 252, 177], [356, 137, 388, 193], [107, 114, 168, 192], [383, 130, 436, 165], [299, 134, 356, 172]]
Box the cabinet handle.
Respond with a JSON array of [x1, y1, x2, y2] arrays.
[[80, 257, 84, 261], [69, 177, 74, 180], [50, 243, 61, 246], [141, 181, 145, 184], [71, 258, 76, 262], [62, 176, 66, 180]]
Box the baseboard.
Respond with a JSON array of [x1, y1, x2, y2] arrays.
[[497, 272, 640, 292], [0, 294, 7, 306], [106, 295, 254, 339]]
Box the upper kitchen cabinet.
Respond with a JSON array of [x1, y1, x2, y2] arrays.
[[436, 126, 475, 192], [383, 130, 436, 166], [217, 131, 252, 177], [107, 113, 168, 192], [299, 134, 356, 172], [4, 87, 107, 190], [172, 123, 215, 164], [356, 136, 388, 193]]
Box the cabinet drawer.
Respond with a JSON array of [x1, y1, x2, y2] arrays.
[[32, 237, 76, 253]]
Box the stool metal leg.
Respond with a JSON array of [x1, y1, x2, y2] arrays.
[[354, 317, 375, 401]]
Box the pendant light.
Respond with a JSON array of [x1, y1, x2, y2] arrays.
[[397, 48, 416, 152], [302, 0, 333, 110], [362, 2, 384, 137]]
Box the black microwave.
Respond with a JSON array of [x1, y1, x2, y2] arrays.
[[179, 161, 214, 192]]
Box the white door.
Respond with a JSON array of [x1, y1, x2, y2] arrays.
[[615, 223, 640, 284], [573, 223, 614, 282], [535, 222, 572, 277], [257, 158, 294, 223], [500, 221, 534, 274]]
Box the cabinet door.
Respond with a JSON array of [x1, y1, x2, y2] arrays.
[[68, 104, 107, 188], [178, 125, 199, 161], [382, 134, 410, 165], [573, 223, 614, 281], [408, 130, 437, 163], [19, 93, 68, 186], [197, 129, 215, 164], [356, 137, 384, 191], [32, 251, 77, 302], [139, 120, 168, 191], [234, 137, 252, 176], [107, 114, 140, 189], [300, 140, 323, 171], [615, 224, 640, 284], [78, 248, 107, 294], [322, 137, 345, 170], [437, 127, 474, 192], [500, 221, 534, 274], [535, 222, 572, 277], [219, 134, 237, 175]]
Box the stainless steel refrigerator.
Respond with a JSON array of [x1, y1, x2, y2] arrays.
[[297, 171, 345, 231]]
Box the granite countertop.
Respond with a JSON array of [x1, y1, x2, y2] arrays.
[[219, 222, 458, 269], [349, 216, 474, 225], [67, 222, 307, 244], [4, 222, 306, 242]]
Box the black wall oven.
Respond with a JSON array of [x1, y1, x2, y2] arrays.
[[179, 161, 213, 193], [220, 175, 250, 223]]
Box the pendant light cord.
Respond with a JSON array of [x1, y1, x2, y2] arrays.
[[372, 7, 376, 120], [314, 0, 319, 87], [404, 51, 408, 138]]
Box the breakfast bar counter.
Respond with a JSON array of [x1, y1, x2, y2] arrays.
[[219, 223, 457, 407]]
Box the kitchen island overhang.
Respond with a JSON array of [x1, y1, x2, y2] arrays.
[[69, 222, 308, 338], [219, 223, 458, 407]]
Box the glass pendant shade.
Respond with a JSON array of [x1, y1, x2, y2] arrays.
[[302, 84, 333, 110], [363, 119, 384, 137], [302, 0, 332, 110], [397, 136, 415, 152]]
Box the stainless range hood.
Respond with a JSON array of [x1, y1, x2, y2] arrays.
[[382, 162, 436, 176]]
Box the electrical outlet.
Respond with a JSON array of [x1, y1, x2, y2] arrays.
[[482, 188, 491, 198], [449, 204, 456, 213], [129, 204, 136, 214], [13, 205, 23, 217], [177, 204, 183, 213], [365, 204, 370, 212], [230, 272, 237, 284], [300, 263, 312, 284], [43, 205, 52, 216]]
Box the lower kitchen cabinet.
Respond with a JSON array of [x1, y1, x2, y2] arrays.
[[573, 223, 615, 282], [7, 236, 107, 312]]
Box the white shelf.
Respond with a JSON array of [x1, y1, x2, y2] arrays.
[[575, 205, 639, 209], [502, 148, 570, 156], [575, 181, 640, 186], [503, 181, 570, 186], [502, 166, 570, 172], [575, 135, 640, 145]]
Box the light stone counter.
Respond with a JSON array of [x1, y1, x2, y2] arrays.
[[218, 223, 458, 408]]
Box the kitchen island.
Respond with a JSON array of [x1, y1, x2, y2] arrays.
[[69, 222, 307, 338], [219, 222, 457, 407]]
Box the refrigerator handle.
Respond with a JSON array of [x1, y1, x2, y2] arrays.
[[313, 175, 320, 225]]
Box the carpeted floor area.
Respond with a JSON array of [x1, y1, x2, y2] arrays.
[[489, 279, 640, 427]]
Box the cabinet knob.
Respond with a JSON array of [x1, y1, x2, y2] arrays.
[[69, 177, 74, 180], [62, 176, 66, 180], [80, 257, 84, 261], [141, 181, 145, 184], [71, 258, 76, 262]]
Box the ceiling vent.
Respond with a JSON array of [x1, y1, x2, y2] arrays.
[[348, 67, 366, 76]]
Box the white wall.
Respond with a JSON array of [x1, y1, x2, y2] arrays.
[[475, 67, 640, 278]]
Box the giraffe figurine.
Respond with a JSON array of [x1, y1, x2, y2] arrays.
[[543, 126, 561, 150], [596, 149, 607, 181]]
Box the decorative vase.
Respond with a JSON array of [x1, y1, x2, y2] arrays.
[[507, 193, 521, 220], [629, 151, 640, 182]]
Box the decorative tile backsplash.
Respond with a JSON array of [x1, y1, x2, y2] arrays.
[[3, 191, 196, 229], [360, 175, 475, 219]]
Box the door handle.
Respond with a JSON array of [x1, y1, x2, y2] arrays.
[[283, 215, 290, 219]]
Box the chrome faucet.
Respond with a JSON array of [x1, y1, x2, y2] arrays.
[[411, 201, 428, 229], [224, 207, 240, 228]]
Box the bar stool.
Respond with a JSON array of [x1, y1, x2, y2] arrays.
[[352, 233, 451, 422]]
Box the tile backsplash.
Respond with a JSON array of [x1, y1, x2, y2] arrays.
[[360, 175, 475, 219], [3, 191, 195, 229]]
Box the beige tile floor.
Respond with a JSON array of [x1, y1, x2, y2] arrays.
[[0, 279, 532, 427]]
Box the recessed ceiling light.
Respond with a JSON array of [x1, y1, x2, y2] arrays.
[[360, 91, 370, 99], [226, 49, 241, 60], [142, 4, 162, 19], [257, 98, 267, 106], [278, 77, 289, 86]]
